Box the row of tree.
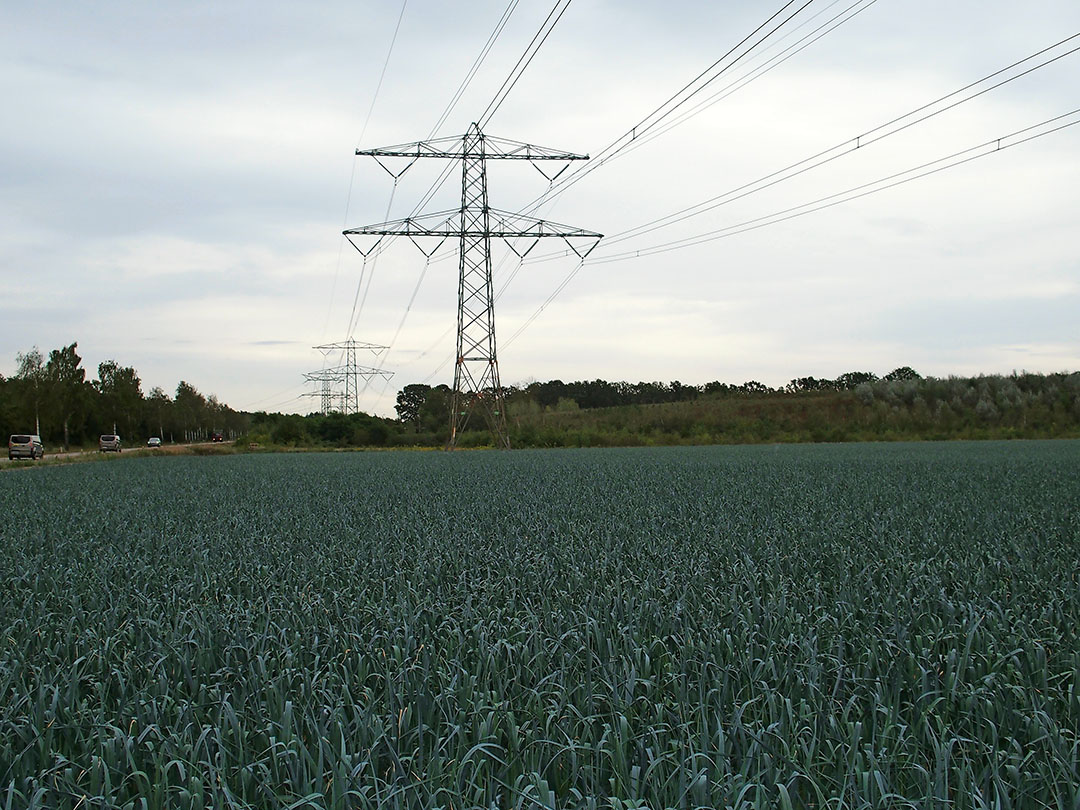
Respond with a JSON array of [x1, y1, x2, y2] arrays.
[[6, 345, 1074, 452], [245, 411, 396, 448], [783, 366, 921, 393], [0, 343, 248, 450], [852, 370, 1080, 422], [393, 367, 925, 429], [501, 371, 1079, 448]]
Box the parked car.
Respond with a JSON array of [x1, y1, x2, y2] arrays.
[[210, 432, 224, 443], [147, 437, 162, 448], [8, 434, 44, 460], [99, 434, 122, 452]]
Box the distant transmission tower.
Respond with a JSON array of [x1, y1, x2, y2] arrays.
[[308, 339, 392, 415], [301, 368, 345, 415], [345, 123, 601, 449]]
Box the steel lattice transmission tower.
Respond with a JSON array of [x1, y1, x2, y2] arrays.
[[344, 123, 601, 449], [308, 339, 392, 415], [301, 368, 345, 415]]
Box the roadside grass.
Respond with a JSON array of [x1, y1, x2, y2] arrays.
[[1, 442, 240, 470], [0, 441, 453, 471]]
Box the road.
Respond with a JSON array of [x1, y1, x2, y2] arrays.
[[1, 442, 219, 466]]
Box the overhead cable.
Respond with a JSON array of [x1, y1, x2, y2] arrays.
[[607, 0, 880, 167], [478, 0, 575, 129], [588, 109, 1080, 262], [427, 1, 860, 281], [322, 0, 410, 344], [523, 33, 1080, 264], [524, 0, 820, 208], [603, 33, 1080, 248], [429, 0, 522, 137], [495, 109, 1080, 357]]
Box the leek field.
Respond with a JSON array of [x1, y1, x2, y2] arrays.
[[1, 441, 1078, 809]]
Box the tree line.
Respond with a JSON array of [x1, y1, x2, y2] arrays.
[[393, 367, 923, 429], [507, 370, 1080, 448], [0, 343, 248, 450], [390, 367, 1079, 447], [5, 343, 1075, 452]]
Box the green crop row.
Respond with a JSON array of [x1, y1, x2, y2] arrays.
[[1, 441, 1078, 808]]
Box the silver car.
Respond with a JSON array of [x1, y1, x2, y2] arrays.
[[8, 434, 44, 460], [99, 434, 122, 453]]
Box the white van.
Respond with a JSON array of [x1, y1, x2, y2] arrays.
[[8, 434, 44, 460]]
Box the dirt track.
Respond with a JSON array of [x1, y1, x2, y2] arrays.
[[1, 442, 219, 467]]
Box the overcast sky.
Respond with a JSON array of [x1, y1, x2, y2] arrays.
[[2, 1, 1078, 415]]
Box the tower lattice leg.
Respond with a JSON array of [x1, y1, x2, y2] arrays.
[[449, 124, 510, 449]]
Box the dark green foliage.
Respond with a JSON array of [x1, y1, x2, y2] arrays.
[[506, 372, 1080, 448], [247, 411, 400, 449], [395, 384, 434, 430], [95, 361, 142, 438], [521, 379, 778, 410], [389, 385, 454, 438], [1, 442, 1078, 807], [45, 343, 87, 449], [270, 413, 307, 446], [883, 366, 923, 382], [0, 345, 248, 448], [834, 371, 878, 390]]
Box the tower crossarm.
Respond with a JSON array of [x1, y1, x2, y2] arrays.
[[345, 209, 601, 240], [302, 369, 347, 383], [313, 341, 387, 355], [357, 132, 589, 161], [319, 363, 393, 380]]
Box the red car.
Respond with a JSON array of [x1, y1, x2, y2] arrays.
[[211, 432, 224, 443]]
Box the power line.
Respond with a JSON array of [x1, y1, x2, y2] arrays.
[[357, 0, 411, 150], [478, 0, 878, 301], [320, 0, 410, 344], [344, 179, 400, 338], [261, 393, 309, 414], [494, 109, 1079, 353], [478, 0, 575, 129], [497, 0, 879, 272], [238, 384, 310, 412], [503, 260, 585, 348], [429, 0, 522, 138], [391, 21, 1080, 393], [469, 0, 875, 364], [601, 33, 1080, 249], [603, 0, 880, 167], [355, 257, 433, 408], [522, 32, 1080, 265], [588, 109, 1080, 263], [471, 0, 862, 307], [522, 0, 822, 209], [420, 1, 862, 291]]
